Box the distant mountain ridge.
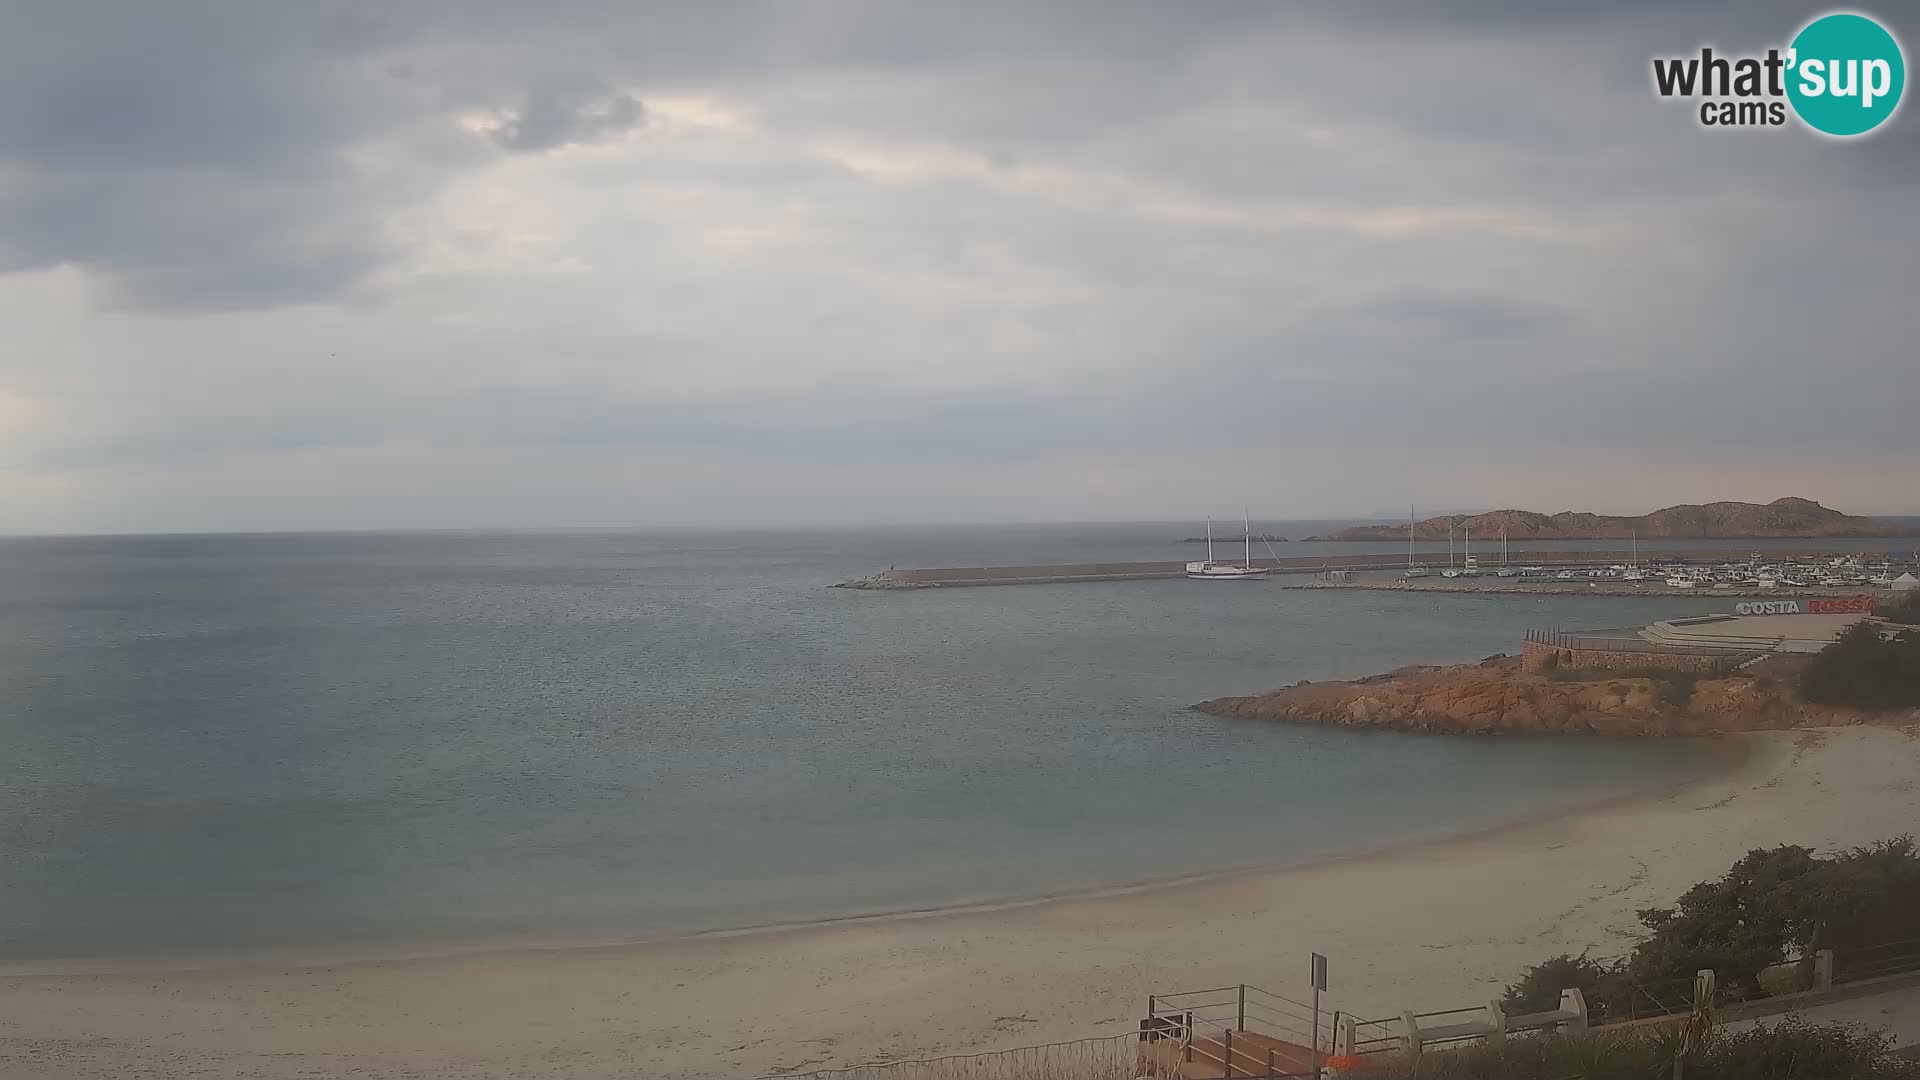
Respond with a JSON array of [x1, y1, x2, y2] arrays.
[[1312, 498, 1920, 541]]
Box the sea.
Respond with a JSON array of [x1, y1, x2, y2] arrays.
[[2, 523, 1903, 968]]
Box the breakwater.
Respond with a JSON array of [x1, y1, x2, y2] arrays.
[[832, 549, 1841, 589]]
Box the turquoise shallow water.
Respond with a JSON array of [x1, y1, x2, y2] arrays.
[[0, 524, 1818, 964]]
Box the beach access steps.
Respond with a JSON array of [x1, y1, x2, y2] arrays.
[[1639, 616, 1786, 653], [1141, 984, 1325, 1078]]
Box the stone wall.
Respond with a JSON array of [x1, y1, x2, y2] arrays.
[[1521, 639, 1741, 674]]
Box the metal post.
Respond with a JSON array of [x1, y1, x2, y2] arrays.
[[1312, 984, 1322, 1080], [1238, 984, 1246, 1031], [1224, 1028, 1234, 1079], [1267, 1048, 1276, 1079]]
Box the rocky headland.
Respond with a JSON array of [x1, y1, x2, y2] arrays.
[[1311, 497, 1918, 541], [1193, 654, 1918, 736]]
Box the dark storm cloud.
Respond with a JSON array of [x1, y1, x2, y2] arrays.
[[0, 5, 437, 309], [484, 82, 645, 154], [4, 0, 1908, 312]]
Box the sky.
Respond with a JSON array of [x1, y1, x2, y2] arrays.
[[1, 1, 1916, 534]]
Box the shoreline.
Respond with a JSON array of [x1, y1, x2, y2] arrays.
[[0, 735, 1748, 981], [16, 727, 1920, 1080]]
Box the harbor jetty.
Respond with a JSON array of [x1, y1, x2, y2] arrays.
[[832, 548, 1852, 590]]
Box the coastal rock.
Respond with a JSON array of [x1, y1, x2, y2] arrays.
[[1192, 654, 1902, 736]]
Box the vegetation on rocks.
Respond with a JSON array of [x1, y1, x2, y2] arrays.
[[1194, 647, 1919, 736]]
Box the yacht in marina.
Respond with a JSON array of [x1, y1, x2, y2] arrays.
[[1404, 505, 1429, 578], [1186, 514, 1271, 580]]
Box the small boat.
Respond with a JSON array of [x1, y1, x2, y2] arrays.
[[1666, 575, 1696, 588], [1186, 514, 1270, 580]]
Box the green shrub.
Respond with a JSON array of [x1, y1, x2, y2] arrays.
[[1798, 623, 1920, 708], [1655, 674, 1698, 707], [1501, 837, 1920, 1011], [1693, 1017, 1909, 1079], [1360, 1019, 1911, 1079], [1500, 953, 1615, 1015], [1877, 591, 1920, 626], [1541, 666, 1700, 706]]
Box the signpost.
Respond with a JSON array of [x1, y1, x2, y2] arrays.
[[1311, 952, 1329, 1080]]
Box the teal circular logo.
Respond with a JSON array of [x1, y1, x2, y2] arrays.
[[1786, 12, 1905, 136]]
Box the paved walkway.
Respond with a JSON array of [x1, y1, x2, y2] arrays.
[[1724, 982, 1920, 1049]]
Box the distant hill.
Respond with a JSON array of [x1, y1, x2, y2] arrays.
[[1310, 498, 1920, 541]]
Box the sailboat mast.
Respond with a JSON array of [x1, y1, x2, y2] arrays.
[[1243, 509, 1252, 568], [1206, 517, 1214, 564], [1448, 519, 1454, 569], [1409, 504, 1415, 570]]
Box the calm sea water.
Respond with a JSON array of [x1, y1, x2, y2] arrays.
[[4, 523, 1889, 966]]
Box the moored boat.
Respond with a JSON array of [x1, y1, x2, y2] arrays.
[[1187, 513, 1270, 580]]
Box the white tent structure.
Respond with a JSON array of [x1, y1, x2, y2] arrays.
[[1892, 572, 1919, 592]]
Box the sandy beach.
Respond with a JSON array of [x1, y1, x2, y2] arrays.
[[4, 725, 1918, 1080]]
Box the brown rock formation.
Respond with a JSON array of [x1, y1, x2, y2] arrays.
[[1317, 497, 1917, 541], [1193, 654, 1918, 736]]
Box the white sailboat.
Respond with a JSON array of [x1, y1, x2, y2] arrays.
[[1186, 513, 1270, 580], [1460, 523, 1480, 576], [1621, 531, 1646, 581], [1405, 504, 1428, 578]]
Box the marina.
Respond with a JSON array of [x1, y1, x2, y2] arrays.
[[836, 548, 1920, 593]]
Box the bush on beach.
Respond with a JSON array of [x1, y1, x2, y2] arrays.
[[1499, 838, 1920, 1015]]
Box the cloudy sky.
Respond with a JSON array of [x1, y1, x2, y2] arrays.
[[2, 1, 1915, 534]]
